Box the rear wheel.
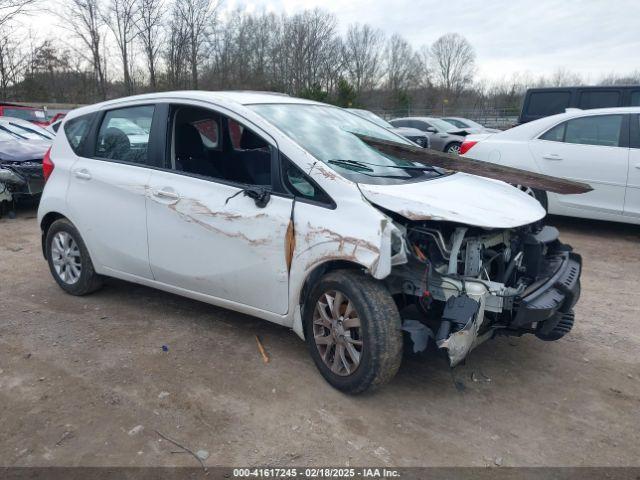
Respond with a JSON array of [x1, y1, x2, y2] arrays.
[[46, 218, 103, 296], [303, 270, 403, 394], [445, 142, 461, 155]]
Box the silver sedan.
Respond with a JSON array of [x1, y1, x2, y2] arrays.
[[390, 117, 466, 154]]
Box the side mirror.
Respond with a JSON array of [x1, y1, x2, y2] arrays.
[[425, 127, 437, 133]]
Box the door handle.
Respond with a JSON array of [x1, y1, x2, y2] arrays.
[[635, 163, 640, 170], [74, 169, 91, 180], [153, 188, 180, 200], [542, 154, 563, 161]]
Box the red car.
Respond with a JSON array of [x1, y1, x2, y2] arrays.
[[0, 102, 48, 126]]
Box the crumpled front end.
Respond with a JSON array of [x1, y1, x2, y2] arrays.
[[0, 160, 45, 201], [386, 220, 582, 366]]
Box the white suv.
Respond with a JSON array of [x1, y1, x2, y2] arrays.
[[38, 91, 582, 393]]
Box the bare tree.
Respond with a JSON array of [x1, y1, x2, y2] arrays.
[[0, 31, 24, 98], [0, 0, 36, 27], [136, 0, 163, 89], [342, 23, 383, 96], [59, 0, 108, 99], [104, 0, 139, 94], [384, 34, 419, 92], [165, 2, 189, 89], [430, 32, 475, 97], [175, 0, 217, 89]]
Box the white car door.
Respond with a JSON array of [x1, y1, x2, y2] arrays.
[[624, 113, 640, 219], [145, 104, 293, 315], [66, 104, 158, 279], [528, 113, 628, 215]]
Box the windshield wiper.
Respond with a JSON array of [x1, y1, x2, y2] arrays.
[[329, 158, 441, 172], [327, 159, 375, 172]]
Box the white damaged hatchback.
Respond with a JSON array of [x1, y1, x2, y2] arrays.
[[37, 91, 583, 393]]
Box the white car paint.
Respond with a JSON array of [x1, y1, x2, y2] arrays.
[[462, 107, 640, 224], [37, 90, 562, 381]]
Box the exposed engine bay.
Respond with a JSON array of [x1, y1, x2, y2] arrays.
[[386, 219, 582, 365]]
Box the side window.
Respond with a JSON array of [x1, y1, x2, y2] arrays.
[[64, 114, 93, 155], [527, 91, 571, 116], [539, 122, 566, 142], [578, 90, 621, 109], [282, 157, 333, 206], [95, 105, 154, 164], [171, 105, 272, 186], [564, 115, 623, 147], [391, 120, 408, 128], [630, 91, 640, 107]]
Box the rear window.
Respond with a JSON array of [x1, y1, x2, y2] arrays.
[[2, 107, 46, 121], [64, 114, 94, 155], [527, 91, 571, 116], [578, 90, 621, 109]]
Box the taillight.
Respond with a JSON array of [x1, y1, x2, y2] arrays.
[[459, 140, 478, 155], [43, 147, 54, 182]]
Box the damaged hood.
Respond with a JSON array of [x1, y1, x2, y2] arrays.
[[358, 173, 546, 228]]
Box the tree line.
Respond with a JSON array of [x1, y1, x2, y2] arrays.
[[0, 0, 639, 113]]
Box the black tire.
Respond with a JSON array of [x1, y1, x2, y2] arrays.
[[45, 218, 103, 296], [303, 269, 403, 394], [445, 142, 461, 155], [531, 188, 548, 211]]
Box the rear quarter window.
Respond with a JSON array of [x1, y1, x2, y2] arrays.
[[64, 114, 94, 155], [527, 91, 571, 116]]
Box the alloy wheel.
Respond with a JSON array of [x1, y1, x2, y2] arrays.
[[312, 290, 363, 376], [51, 231, 82, 284], [447, 144, 461, 155]]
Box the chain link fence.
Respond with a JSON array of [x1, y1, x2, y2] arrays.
[[371, 107, 520, 130]]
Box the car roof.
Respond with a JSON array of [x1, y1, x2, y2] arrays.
[[390, 117, 438, 122], [490, 106, 640, 140], [68, 91, 323, 118]]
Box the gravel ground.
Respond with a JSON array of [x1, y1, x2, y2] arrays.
[[1, 206, 639, 467]]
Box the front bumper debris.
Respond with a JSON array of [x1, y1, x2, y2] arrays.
[[512, 251, 581, 328]]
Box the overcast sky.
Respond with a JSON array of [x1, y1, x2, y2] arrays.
[[221, 0, 640, 82], [29, 0, 640, 82]]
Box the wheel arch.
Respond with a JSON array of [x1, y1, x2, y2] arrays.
[[40, 211, 67, 258]]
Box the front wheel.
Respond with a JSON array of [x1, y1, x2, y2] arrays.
[[515, 185, 548, 211], [303, 270, 403, 394], [445, 142, 461, 155]]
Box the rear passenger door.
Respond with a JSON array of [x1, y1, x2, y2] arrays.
[[145, 102, 293, 315], [529, 114, 629, 215], [66, 104, 160, 279]]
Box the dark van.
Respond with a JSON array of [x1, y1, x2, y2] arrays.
[[519, 86, 640, 124]]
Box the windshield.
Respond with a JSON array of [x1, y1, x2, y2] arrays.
[[348, 109, 393, 129], [428, 118, 459, 132], [2, 107, 46, 122], [0, 121, 53, 140], [250, 104, 444, 185]]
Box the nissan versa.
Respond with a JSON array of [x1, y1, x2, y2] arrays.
[[37, 91, 583, 393]]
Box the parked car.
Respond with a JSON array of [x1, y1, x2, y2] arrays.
[[0, 118, 52, 215], [441, 117, 501, 134], [46, 119, 63, 135], [0, 102, 48, 126], [37, 91, 582, 393], [461, 107, 640, 225], [389, 117, 466, 154], [0, 116, 54, 143], [347, 108, 429, 148], [519, 85, 640, 124]]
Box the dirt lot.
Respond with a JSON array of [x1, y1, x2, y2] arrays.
[[1, 206, 639, 468]]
